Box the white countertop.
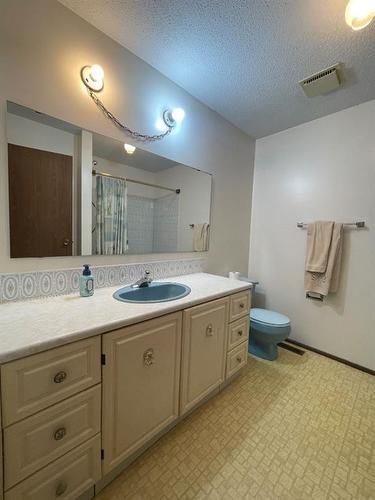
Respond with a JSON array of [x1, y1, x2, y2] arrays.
[[0, 273, 251, 364]]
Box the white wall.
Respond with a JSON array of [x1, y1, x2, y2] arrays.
[[7, 113, 75, 155], [0, 0, 254, 274], [249, 100, 375, 370], [157, 165, 212, 251]]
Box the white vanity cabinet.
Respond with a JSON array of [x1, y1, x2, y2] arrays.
[[101, 312, 182, 475], [0, 286, 251, 498]]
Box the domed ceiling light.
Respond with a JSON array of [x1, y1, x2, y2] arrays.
[[345, 0, 375, 30]]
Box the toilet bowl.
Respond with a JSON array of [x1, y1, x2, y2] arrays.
[[248, 308, 291, 361]]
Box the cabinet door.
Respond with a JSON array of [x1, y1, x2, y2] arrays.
[[181, 297, 229, 415], [102, 312, 182, 474]]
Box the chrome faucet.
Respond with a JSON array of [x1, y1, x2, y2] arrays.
[[131, 270, 153, 288]]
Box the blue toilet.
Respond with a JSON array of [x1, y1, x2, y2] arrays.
[[248, 308, 291, 361]]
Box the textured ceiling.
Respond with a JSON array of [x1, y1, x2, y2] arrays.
[[59, 0, 375, 138]]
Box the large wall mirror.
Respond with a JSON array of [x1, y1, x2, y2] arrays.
[[6, 102, 212, 258]]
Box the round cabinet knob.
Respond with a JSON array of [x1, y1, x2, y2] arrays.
[[54, 427, 67, 441], [236, 356, 242, 363], [55, 480, 68, 497], [63, 239, 72, 247], [206, 324, 214, 337], [143, 348, 154, 367], [239, 303, 245, 309], [238, 330, 243, 336], [53, 371, 67, 384]]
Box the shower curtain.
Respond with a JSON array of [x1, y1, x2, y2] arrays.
[[96, 175, 128, 255]]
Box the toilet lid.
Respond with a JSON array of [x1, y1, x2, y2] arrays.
[[250, 308, 290, 327]]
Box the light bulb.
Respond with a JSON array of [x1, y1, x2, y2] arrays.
[[124, 143, 136, 154], [171, 107, 185, 123], [345, 0, 375, 30], [81, 63, 104, 92], [90, 64, 104, 82]]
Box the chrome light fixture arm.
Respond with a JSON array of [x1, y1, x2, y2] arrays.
[[81, 64, 184, 143], [86, 88, 172, 143]]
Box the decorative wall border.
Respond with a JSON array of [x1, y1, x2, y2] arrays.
[[0, 258, 206, 303]]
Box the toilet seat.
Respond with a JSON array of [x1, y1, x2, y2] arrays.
[[250, 308, 290, 328]]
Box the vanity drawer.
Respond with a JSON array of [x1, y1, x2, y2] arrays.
[[1, 337, 101, 426], [4, 434, 101, 500], [4, 385, 101, 489], [226, 342, 248, 379], [229, 290, 251, 323], [228, 316, 250, 351]]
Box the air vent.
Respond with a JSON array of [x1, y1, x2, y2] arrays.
[[299, 64, 341, 97]]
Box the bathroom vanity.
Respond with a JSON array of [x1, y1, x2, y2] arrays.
[[0, 273, 251, 499]]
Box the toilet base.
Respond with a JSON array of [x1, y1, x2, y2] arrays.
[[248, 338, 279, 361], [248, 320, 291, 361]]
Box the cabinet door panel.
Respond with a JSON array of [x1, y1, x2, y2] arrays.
[[102, 312, 182, 474], [181, 298, 229, 415]]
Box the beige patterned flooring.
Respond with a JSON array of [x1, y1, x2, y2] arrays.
[[97, 346, 375, 500]]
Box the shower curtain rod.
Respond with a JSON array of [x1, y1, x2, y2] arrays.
[[92, 169, 180, 194]]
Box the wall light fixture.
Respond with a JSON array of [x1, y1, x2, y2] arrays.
[[80, 64, 185, 143], [345, 0, 375, 30], [124, 143, 136, 154]]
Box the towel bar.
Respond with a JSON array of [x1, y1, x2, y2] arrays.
[[297, 221, 365, 229]]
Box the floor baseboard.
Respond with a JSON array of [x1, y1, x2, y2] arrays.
[[287, 338, 375, 376]]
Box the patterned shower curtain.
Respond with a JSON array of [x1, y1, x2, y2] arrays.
[[96, 175, 128, 255]]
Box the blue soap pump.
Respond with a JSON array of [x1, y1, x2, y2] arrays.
[[80, 264, 94, 297]]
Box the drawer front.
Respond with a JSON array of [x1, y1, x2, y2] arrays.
[[229, 290, 251, 323], [1, 337, 101, 426], [228, 316, 250, 351], [226, 342, 248, 379], [4, 435, 101, 500], [4, 385, 101, 489]]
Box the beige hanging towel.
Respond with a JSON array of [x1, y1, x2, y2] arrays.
[[305, 221, 334, 272], [193, 223, 209, 251], [304, 222, 344, 298]]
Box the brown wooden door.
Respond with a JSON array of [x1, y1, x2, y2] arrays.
[[8, 144, 73, 257]]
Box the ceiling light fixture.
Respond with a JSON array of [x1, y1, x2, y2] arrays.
[[345, 0, 375, 30], [80, 64, 185, 143], [124, 143, 136, 154]]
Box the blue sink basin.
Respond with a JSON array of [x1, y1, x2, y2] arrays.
[[113, 282, 191, 303]]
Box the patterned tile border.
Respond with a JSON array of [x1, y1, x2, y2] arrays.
[[0, 258, 206, 303]]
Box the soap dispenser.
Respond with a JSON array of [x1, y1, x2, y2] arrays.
[[80, 264, 94, 297]]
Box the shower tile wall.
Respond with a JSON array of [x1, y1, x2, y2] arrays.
[[127, 195, 154, 254], [127, 194, 178, 254], [153, 195, 179, 253]]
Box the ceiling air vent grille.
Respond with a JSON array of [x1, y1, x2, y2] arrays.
[[299, 64, 341, 97]]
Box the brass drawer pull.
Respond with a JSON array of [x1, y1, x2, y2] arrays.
[[236, 356, 242, 363], [238, 330, 243, 336], [55, 480, 68, 497], [206, 324, 214, 337], [54, 427, 67, 441], [143, 348, 154, 367], [239, 303, 245, 309], [53, 371, 67, 384]]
